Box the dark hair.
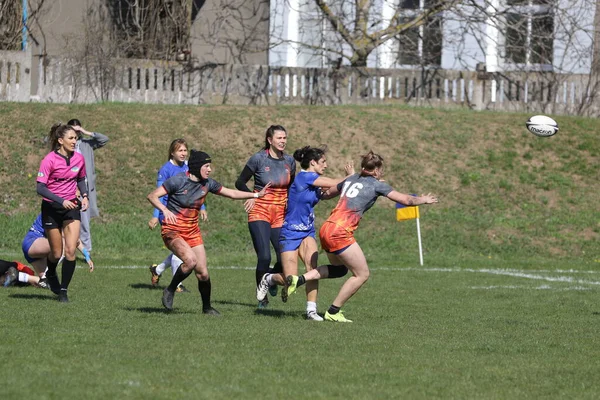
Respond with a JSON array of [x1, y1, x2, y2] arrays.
[[168, 138, 188, 161], [48, 122, 76, 150], [360, 151, 384, 176], [67, 119, 81, 127], [293, 145, 328, 170], [264, 125, 287, 150]]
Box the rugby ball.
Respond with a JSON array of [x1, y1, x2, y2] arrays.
[[526, 115, 559, 137]]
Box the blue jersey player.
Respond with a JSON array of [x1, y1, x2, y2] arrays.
[[256, 145, 354, 321]]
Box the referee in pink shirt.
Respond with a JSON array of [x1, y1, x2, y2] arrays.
[[36, 123, 89, 303]]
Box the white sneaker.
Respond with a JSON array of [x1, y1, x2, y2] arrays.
[[256, 273, 271, 301], [306, 310, 324, 321]]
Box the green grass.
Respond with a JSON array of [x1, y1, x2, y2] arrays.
[[1, 102, 600, 398], [0, 103, 599, 264], [3, 264, 600, 399]]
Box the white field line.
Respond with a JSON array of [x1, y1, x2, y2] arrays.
[[470, 285, 591, 291], [99, 265, 600, 286]]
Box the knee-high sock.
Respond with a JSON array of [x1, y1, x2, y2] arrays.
[[168, 266, 192, 292], [61, 259, 76, 290], [46, 259, 59, 277], [198, 279, 212, 309], [171, 254, 184, 277]]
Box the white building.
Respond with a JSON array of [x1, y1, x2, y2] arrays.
[[269, 0, 595, 74]]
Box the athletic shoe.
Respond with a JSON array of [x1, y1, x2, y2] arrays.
[[58, 289, 69, 303], [256, 273, 271, 301], [175, 284, 190, 293], [257, 298, 269, 309], [324, 310, 353, 323], [46, 274, 61, 294], [202, 307, 221, 316], [286, 275, 298, 296], [306, 310, 324, 321], [162, 287, 175, 310], [37, 277, 49, 289], [149, 264, 160, 286], [2, 267, 18, 287], [269, 285, 278, 297]]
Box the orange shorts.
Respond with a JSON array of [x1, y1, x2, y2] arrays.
[[319, 221, 356, 254], [248, 202, 285, 228], [161, 224, 203, 249], [15, 261, 35, 276]]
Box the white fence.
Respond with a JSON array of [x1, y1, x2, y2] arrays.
[[1, 51, 599, 116]]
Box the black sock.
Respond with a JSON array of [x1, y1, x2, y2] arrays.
[[256, 269, 267, 287], [61, 259, 76, 290], [297, 275, 306, 287], [327, 305, 341, 315], [168, 266, 192, 292], [270, 261, 283, 274], [46, 259, 58, 277], [198, 279, 212, 309]]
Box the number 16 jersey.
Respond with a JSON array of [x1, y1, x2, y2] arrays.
[[325, 174, 393, 234]]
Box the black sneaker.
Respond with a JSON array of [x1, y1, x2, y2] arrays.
[[202, 307, 221, 316], [37, 277, 49, 289], [46, 274, 61, 294], [58, 289, 69, 303], [162, 287, 175, 310]]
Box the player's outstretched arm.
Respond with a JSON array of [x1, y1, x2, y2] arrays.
[[387, 191, 438, 206], [218, 182, 272, 200]]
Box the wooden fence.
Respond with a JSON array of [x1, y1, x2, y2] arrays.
[[1, 51, 599, 116]]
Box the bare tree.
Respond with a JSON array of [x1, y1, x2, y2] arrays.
[[106, 0, 194, 61], [0, 0, 49, 51], [269, 0, 462, 67], [0, 0, 22, 50]]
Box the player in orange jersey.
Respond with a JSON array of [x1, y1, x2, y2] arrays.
[[285, 151, 439, 322], [148, 150, 271, 314], [235, 125, 296, 308]]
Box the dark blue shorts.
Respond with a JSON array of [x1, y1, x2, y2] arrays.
[[279, 229, 315, 253], [22, 231, 44, 263]]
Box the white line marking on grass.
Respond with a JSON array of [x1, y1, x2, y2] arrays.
[[470, 285, 591, 291], [100, 265, 255, 270], [361, 266, 600, 287], [473, 268, 600, 286]]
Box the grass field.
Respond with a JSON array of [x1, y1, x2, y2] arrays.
[[1, 102, 599, 398], [3, 263, 600, 399]]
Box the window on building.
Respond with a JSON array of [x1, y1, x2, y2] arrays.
[[396, 0, 442, 66], [505, 0, 554, 67]]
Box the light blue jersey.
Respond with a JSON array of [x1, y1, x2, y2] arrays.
[[279, 171, 322, 252]]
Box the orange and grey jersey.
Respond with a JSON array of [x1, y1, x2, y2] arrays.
[[243, 149, 296, 207], [325, 174, 393, 234], [162, 173, 222, 230]]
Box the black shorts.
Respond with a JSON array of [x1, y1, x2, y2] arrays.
[[41, 200, 81, 229]]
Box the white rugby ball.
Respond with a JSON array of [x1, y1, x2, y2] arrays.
[[526, 115, 559, 137]]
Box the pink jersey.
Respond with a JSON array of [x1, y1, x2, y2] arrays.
[[37, 151, 86, 202]]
